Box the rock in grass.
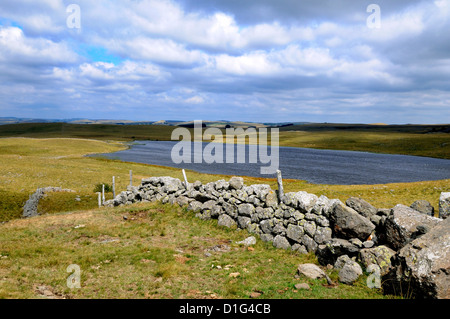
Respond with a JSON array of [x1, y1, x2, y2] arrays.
[[297, 263, 326, 279], [217, 214, 237, 228], [338, 260, 363, 285], [410, 200, 434, 216]]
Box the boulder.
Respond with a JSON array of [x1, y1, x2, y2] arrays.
[[439, 192, 450, 219], [273, 235, 291, 250], [334, 255, 352, 269], [384, 204, 442, 250], [359, 245, 395, 276], [410, 200, 434, 217], [236, 236, 257, 246], [229, 176, 244, 190], [383, 216, 450, 299], [330, 202, 375, 241], [286, 224, 304, 243], [218, 214, 237, 228], [238, 203, 255, 217], [316, 238, 360, 266], [338, 260, 363, 285], [297, 263, 326, 279], [296, 191, 318, 214], [346, 197, 377, 218]]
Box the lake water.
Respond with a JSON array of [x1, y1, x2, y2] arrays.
[[92, 140, 450, 185]]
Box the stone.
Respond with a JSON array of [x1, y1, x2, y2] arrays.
[[265, 189, 278, 209], [303, 220, 316, 237], [346, 197, 377, 219], [286, 224, 304, 243], [187, 200, 203, 213], [330, 202, 376, 241], [237, 216, 251, 229], [439, 192, 450, 219], [218, 214, 237, 228], [338, 260, 363, 285], [334, 255, 352, 269], [410, 200, 435, 216], [295, 191, 318, 214], [260, 233, 274, 242], [314, 226, 332, 244], [297, 263, 326, 279], [236, 236, 257, 246], [384, 204, 442, 250], [362, 240, 374, 248], [383, 216, 450, 299], [229, 176, 244, 190], [294, 283, 310, 290], [238, 203, 255, 217], [316, 238, 360, 266], [359, 245, 395, 276], [273, 235, 291, 250], [301, 234, 318, 253], [159, 176, 183, 193]]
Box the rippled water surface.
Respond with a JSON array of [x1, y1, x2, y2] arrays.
[[92, 140, 450, 185]]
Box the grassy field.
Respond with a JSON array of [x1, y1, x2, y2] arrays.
[[0, 137, 448, 299], [0, 201, 397, 299]]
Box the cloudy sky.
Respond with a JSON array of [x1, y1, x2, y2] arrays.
[[0, 0, 449, 124]]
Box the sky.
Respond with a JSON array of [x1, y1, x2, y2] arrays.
[[0, 0, 450, 124]]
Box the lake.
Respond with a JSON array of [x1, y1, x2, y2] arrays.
[[92, 140, 450, 185]]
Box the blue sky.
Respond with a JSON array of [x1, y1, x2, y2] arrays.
[[0, 0, 449, 124]]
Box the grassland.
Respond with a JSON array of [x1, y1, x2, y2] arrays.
[[0, 136, 448, 299], [0, 201, 398, 299]]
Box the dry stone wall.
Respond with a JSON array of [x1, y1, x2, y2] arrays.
[[104, 175, 450, 298]]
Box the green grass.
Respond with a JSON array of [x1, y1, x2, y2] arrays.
[[0, 201, 395, 299], [0, 136, 447, 299]]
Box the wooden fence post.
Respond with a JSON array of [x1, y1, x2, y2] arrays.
[[276, 169, 284, 201]]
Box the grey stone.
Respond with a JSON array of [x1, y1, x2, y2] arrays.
[[338, 260, 363, 285], [286, 224, 304, 243], [236, 236, 257, 246], [294, 283, 311, 290], [297, 263, 326, 279], [238, 203, 255, 217], [383, 216, 450, 299], [439, 192, 450, 219], [237, 216, 251, 229], [295, 191, 318, 214], [346, 197, 377, 218], [301, 234, 318, 253], [363, 240, 374, 248], [410, 200, 435, 216], [303, 220, 316, 237], [229, 176, 244, 190], [359, 245, 395, 276], [218, 214, 237, 228], [273, 235, 291, 250], [385, 204, 442, 250], [187, 200, 203, 213], [314, 226, 332, 245], [334, 255, 352, 269], [260, 233, 274, 242], [316, 238, 360, 266], [330, 202, 375, 241]]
